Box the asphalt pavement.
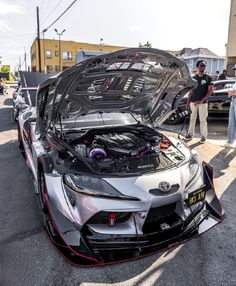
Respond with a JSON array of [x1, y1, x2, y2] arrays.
[[0, 93, 236, 286]]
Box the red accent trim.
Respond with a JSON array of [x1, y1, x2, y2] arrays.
[[41, 168, 225, 267], [42, 192, 99, 263], [109, 213, 116, 226], [42, 190, 224, 267], [204, 162, 225, 219], [44, 213, 224, 267], [43, 229, 99, 268]]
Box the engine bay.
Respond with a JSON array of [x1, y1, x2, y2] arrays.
[[64, 126, 185, 174]]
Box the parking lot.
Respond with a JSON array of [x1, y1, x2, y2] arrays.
[[0, 93, 236, 286]]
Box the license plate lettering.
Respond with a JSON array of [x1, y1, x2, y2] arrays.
[[187, 189, 206, 206]]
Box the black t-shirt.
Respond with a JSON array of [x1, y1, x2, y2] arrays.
[[219, 73, 226, 80], [191, 74, 213, 103]]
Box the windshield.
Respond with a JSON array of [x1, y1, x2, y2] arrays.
[[59, 113, 139, 130]]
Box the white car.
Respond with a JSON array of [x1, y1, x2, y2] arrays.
[[17, 48, 225, 266]]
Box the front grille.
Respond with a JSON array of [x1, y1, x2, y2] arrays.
[[145, 203, 176, 223], [87, 211, 131, 225], [143, 203, 180, 234]]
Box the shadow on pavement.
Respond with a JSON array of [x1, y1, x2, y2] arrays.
[[0, 107, 15, 132], [188, 141, 202, 149], [3, 98, 13, 107], [209, 148, 236, 178]]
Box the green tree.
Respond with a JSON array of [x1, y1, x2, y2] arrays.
[[0, 65, 10, 73], [139, 41, 152, 48]]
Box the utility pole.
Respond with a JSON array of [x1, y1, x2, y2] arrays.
[[42, 29, 47, 73], [19, 57, 22, 71], [55, 29, 65, 72], [37, 6, 42, 72], [24, 47, 27, 71]]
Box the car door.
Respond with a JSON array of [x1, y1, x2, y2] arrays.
[[21, 111, 38, 178], [208, 90, 230, 115]]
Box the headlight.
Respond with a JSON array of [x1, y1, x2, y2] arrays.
[[64, 174, 138, 201], [186, 155, 201, 190]]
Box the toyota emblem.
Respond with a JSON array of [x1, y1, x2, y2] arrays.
[[158, 181, 171, 192]]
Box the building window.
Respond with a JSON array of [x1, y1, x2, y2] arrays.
[[55, 65, 60, 72], [46, 51, 52, 59], [62, 52, 72, 60], [55, 51, 59, 57], [47, 65, 52, 71]]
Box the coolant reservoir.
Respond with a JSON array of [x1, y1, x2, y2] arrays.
[[160, 138, 170, 149]]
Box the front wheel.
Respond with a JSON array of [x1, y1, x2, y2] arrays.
[[38, 171, 48, 213], [17, 124, 25, 157]]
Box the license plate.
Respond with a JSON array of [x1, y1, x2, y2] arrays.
[[187, 189, 206, 206]]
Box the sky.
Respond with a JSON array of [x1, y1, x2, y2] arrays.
[[0, 0, 232, 72]]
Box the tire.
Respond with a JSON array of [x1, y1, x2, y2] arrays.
[[38, 171, 48, 214], [17, 124, 25, 157], [13, 108, 19, 122]]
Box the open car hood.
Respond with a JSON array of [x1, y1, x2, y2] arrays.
[[36, 48, 195, 130]]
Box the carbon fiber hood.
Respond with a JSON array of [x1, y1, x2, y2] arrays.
[[36, 48, 195, 129]]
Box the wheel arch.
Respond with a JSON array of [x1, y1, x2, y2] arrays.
[[36, 156, 53, 179]]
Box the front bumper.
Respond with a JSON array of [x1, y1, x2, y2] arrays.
[[43, 162, 225, 266]]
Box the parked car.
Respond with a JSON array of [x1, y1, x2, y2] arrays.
[[212, 79, 236, 91], [17, 48, 224, 266], [13, 71, 52, 121], [12, 92, 28, 121], [167, 79, 236, 124]]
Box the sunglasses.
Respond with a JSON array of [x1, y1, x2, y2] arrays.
[[199, 64, 206, 68]]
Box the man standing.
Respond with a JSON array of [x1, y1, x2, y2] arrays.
[[0, 80, 4, 95], [212, 70, 219, 81], [224, 65, 236, 147], [185, 60, 213, 143], [219, 69, 227, 80]]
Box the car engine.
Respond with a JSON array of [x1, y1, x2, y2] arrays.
[[68, 127, 174, 174]]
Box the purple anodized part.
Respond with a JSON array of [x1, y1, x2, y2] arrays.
[[89, 148, 107, 159], [139, 146, 153, 156]]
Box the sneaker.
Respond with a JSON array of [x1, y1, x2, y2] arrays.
[[223, 142, 234, 148], [185, 134, 193, 141], [200, 137, 206, 144]]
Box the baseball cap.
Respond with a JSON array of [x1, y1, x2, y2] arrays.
[[232, 64, 236, 70], [196, 60, 207, 67]]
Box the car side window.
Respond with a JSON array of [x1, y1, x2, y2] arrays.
[[214, 84, 224, 91], [213, 91, 228, 97]]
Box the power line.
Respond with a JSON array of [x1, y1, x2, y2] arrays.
[[42, 0, 79, 32], [39, 0, 47, 10], [40, 0, 64, 26]]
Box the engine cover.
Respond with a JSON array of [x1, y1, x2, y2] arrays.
[[94, 132, 148, 156]]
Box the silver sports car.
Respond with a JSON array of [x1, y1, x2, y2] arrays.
[[17, 48, 225, 266]]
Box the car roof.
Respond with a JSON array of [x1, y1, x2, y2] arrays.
[[213, 79, 236, 84]]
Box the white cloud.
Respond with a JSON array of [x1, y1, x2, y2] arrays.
[[0, 2, 25, 15], [0, 20, 13, 32], [127, 25, 143, 32]]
